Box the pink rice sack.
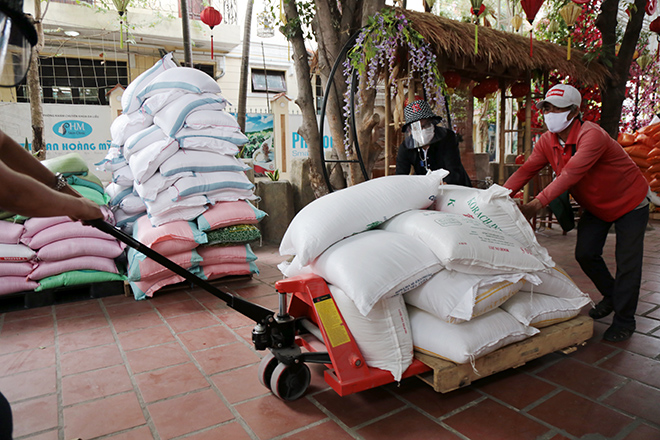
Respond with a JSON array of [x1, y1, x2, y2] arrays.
[[0, 277, 39, 295], [36, 238, 125, 261], [195, 201, 266, 232], [22, 216, 71, 240], [0, 261, 35, 276], [133, 215, 207, 255], [197, 244, 257, 265], [0, 221, 25, 244], [127, 247, 202, 281], [29, 256, 118, 280], [199, 261, 258, 281], [22, 222, 115, 249]]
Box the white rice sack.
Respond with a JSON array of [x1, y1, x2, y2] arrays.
[[137, 67, 222, 102], [171, 171, 254, 200], [122, 52, 177, 114], [112, 164, 135, 187], [160, 150, 249, 176], [436, 184, 554, 268], [134, 171, 193, 202], [114, 209, 144, 233], [128, 138, 179, 184], [380, 210, 546, 275], [280, 169, 449, 266], [110, 112, 154, 146], [408, 306, 539, 365], [124, 125, 169, 160], [309, 230, 442, 316], [404, 270, 541, 324], [106, 182, 134, 207], [184, 110, 241, 130], [149, 206, 211, 227], [520, 266, 591, 300], [0, 243, 35, 262], [95, 147, 126, 173], [176, 126, 248, 148], [119, 193, 147, 215], [141, 89, 186, 115], [329, 284, 413, 382], [501, 291, 591, 328], [154, 93, 228, 137]]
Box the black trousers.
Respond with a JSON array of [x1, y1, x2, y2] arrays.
[[0, 391, 12, 440], [575, 207, 649, 329]]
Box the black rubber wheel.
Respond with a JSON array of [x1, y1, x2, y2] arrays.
[[270, 362, 311, 401], [257, 351, 279, 390]]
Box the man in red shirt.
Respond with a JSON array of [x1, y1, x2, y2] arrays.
[[505, 84, 650, 342]]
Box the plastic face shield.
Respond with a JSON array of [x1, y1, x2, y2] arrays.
[[0, 11, 33, 88]]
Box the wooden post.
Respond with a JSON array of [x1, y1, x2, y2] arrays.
[[498, 83, 506, 185]]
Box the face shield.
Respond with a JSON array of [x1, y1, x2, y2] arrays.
[[0, 11, 33, 87]]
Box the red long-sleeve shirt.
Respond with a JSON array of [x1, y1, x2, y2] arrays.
[[505, 120, 648, 222]]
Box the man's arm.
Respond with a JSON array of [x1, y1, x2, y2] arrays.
[[395, 141, 413, 175]]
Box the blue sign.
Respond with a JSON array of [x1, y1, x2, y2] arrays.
[[53, 120, 93, 139]]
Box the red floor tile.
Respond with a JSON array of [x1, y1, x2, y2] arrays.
[[567, 340, 618, 364], [475, 370, 556, 409], [622, 423, 660, 440], [215, 309, 256, 328], [1, 315, 54, 334], [235, 394, 327, 440], [192, 342, 261, 375], [148, 389, 234, 439], [211, 364, 269, 403], [0, 346, 56, 376], [604, 380, 660, 425], [177, 324, 237, 352], [11, 394, 59, 438], [1, 306, 51, 322], [19, 430, 59, 440], [116, 325, 176, 351], [105, 300, 155, 318], [281, 420, 355, 440], [358, 407, 460, 440], [0, 328, 54, 355], [182, 421, 253, 440], [102, 426, 154, 439], [536, 358, 626, 399], [0, 366, 56, 402], [61, 364, 133, 406], [63, 392, 146, 439], [314, 387, 405, 428], [607, 332, 660, 358], [110, 309, 163, 333], [165, 310, 221, 333], [153, 299, 206, 318], [444, 398, 548, 440], [600, 351, 660, 388], [124, 342, 190, 374], [54, 300, 104, 319], [387, 377, 481, 418], [60, 344, 123, 376], [56, 314, 108, 335], [58, 326, 116, 352], [528, 390, 634, 438], [135, 362, 209, 403]]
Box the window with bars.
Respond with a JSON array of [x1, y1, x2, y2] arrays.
[[16, 57, 128, 105], [251, 69, 286, 93]]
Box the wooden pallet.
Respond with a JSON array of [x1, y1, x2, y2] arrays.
[[414, 315, 593, 393]]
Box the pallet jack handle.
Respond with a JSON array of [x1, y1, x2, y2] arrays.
[[89, 219, 275, 324]]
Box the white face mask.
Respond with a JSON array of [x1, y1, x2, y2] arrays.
[[410, 121, 435, 146], [544, 110, 575, 134]]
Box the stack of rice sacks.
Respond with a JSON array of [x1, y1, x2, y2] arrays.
[[99, 53, 263, 300], [278, 172, 591, 381], [0, 152, 126, 296]]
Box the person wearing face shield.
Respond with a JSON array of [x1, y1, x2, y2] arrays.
[[395, 99, 472, 186], [0, 0, 103, 222], [504, 84, 651, 343]]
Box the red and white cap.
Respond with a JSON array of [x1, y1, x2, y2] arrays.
[[536, 84, 582, 110]]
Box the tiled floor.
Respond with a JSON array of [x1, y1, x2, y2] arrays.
[[1, 220, 660, 440]]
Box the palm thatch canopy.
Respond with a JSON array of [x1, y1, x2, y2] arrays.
[[401, 8, 610, 88]]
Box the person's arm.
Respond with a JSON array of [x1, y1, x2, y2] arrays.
[[438, 131, 471, 186], [395, 139, 413, 175], [503, 137, 552, 194], [0, 130, 103, 220]]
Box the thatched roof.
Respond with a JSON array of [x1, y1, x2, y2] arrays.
[[401, 8, 610, 88]]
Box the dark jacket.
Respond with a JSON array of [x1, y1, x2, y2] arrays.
[[395, 126, 472, 187]]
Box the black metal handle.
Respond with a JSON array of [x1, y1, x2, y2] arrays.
[[88, 219, 274, 323]]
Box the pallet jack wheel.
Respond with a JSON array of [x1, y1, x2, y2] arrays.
[[270, 361, 311, 401], [258, 352, 279, 390]]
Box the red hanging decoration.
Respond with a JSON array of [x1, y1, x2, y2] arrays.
[[510, 81, 530, 100], [443, 71, 461, 93], [481, 77, 499, 94], [200, 6, 222, 60], [647, 0, 657, 15], [470, 1, 486, 54], [520, 0, 545, 57], [472, 82, 488, 100], [651, 17, 660, 61]]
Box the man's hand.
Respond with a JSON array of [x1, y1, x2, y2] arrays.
[[519, 198, 543, 221], [68, 197, 104, 222]]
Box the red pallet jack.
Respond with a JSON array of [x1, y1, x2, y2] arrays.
[[91, 219, 431, 400]]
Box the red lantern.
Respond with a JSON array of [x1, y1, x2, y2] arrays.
[[200, 6, 222, 60], [510, 81, 530, 100], [520, 0, 546, 57], [647, 0, 657, 15], [572, 0, 589, 3], [443, 71, 461, 92], [651, 17, 660, 61], [482, 77, 499, 94], [472, 83, 488, 99], [516, 107, 527, 123]]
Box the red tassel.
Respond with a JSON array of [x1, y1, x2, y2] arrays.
[[529, 30, 533, 57], [211, 35, 214, 60]]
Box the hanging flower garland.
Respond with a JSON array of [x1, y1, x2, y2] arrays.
[[341, 9, 446, 150]]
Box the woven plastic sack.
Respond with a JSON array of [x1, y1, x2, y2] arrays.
[[137, 66, 222, 102], [199, 261, 258, 280], [176, 126, 248, 148], [41, 152, 88, 176], [0, 277, 39, 295], [171, 171, 254, 200], [197, 244, 257, 264], [329, 284, 413, 382], [206, 224, 261, 245], [280, 169, 449, 266], [133, 215, 207, 255], [177, 135, 241, 155], [0, 261, 34, 276], [0, 221, 24, 244], [185, 110, 241, 130], [160, 150, 249, 176], [501, 291, 591, 328], [128, 138, 179, 184], [408, 306, 539, 365], [123, 125, 168, 160], [519, 265, 589, 300], [127, 247, 202, 281], [0, 243, 36, 261], [381, 210, 545, 274], [121, 52, 177, 114], [110, 112, 154, 146], [153, 92, 228, 137], [29, 256, 118, 280], [195, 201, 266, 232], [404, 270, 541, 324], [36, 237, 124, 261], [22, 222, 114, 249], [144, 189, 209, 218], [35, 270, 126, 292], [22, 216, 70, 240], [141, 89, 186, 115], [133, 171, 193, 202]]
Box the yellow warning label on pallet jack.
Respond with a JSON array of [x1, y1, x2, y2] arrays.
[[313, 294, 351, 348]]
